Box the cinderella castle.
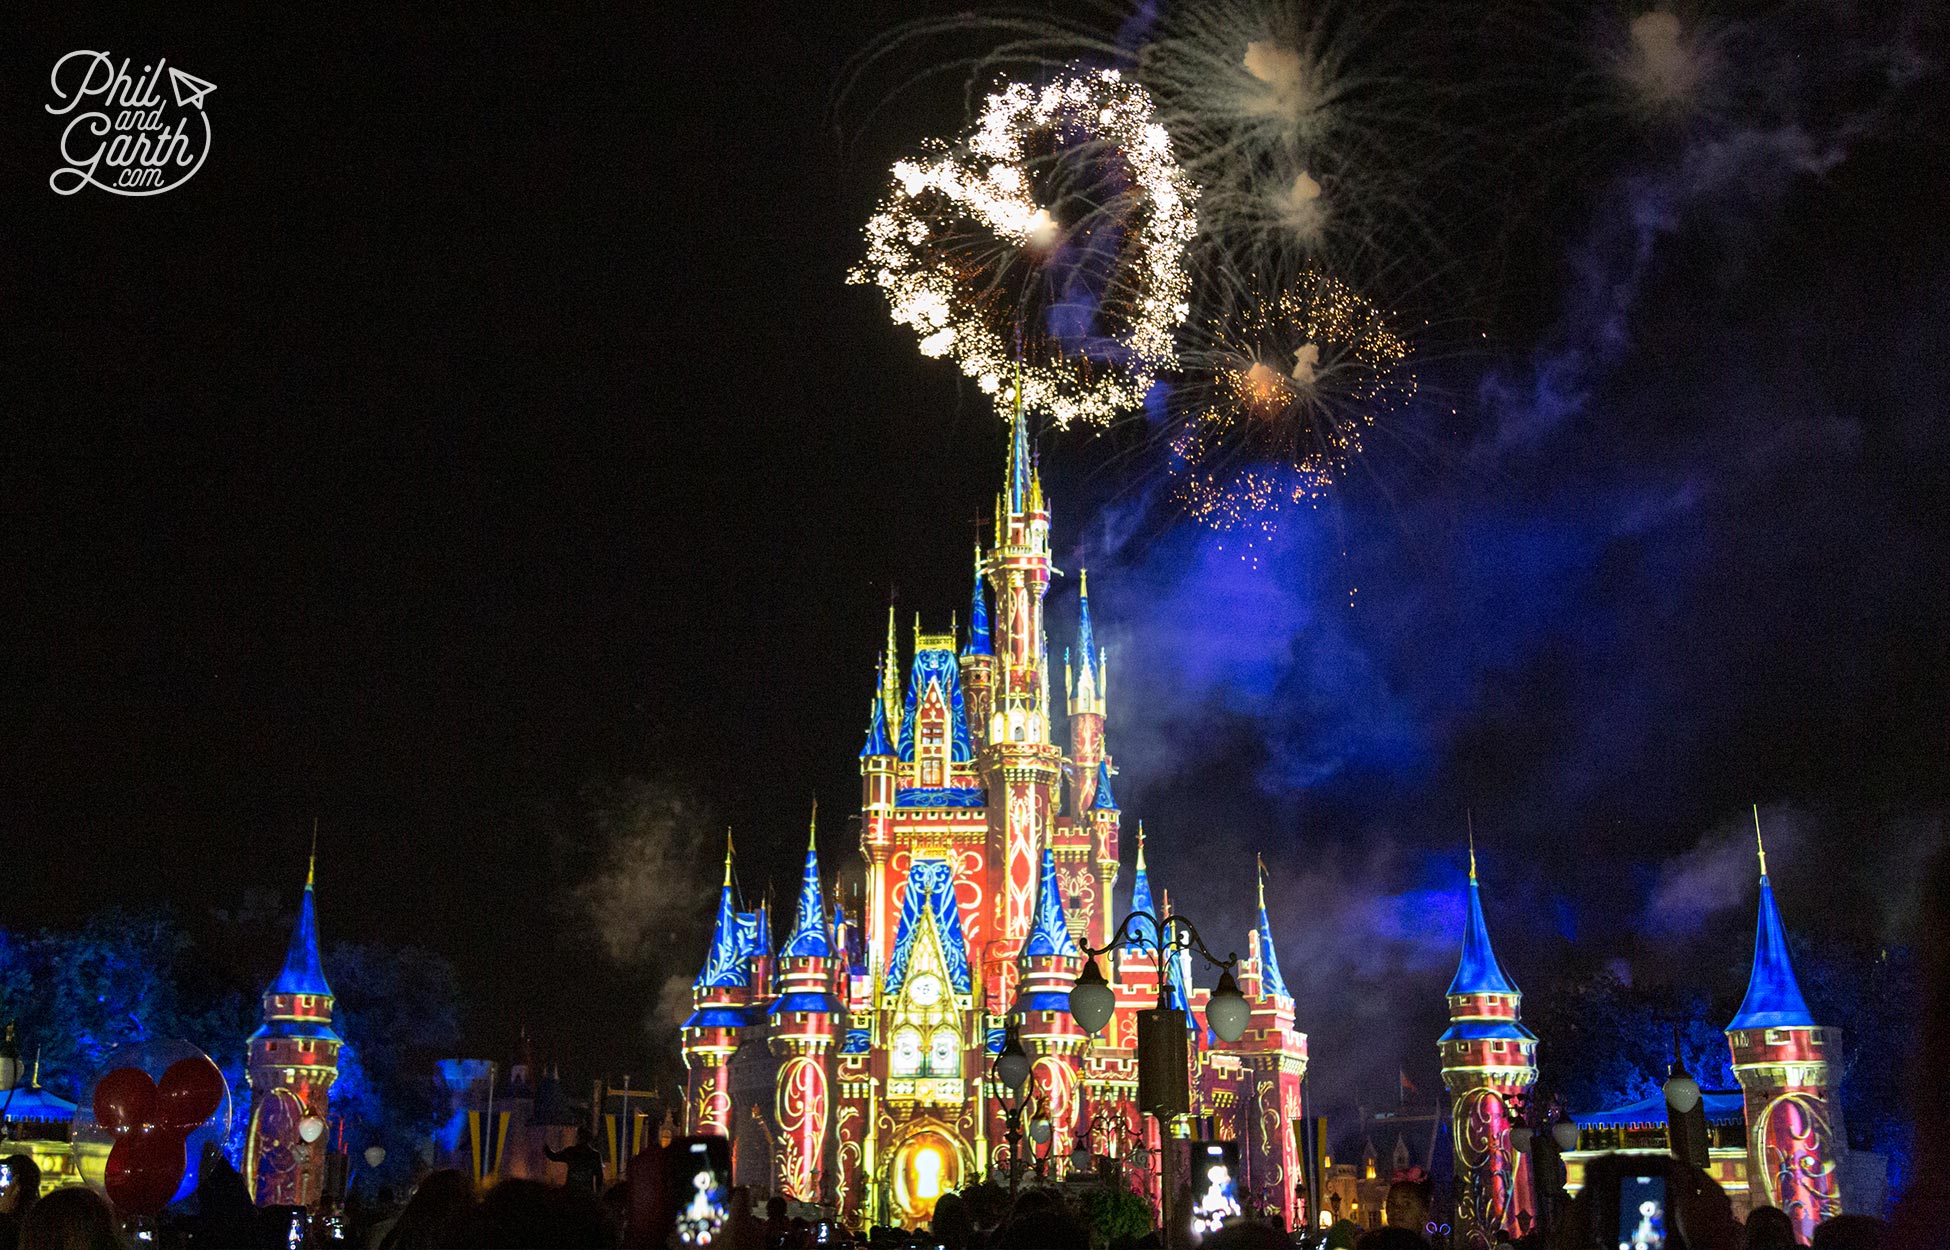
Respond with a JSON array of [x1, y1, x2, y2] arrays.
[[678, 417, 1310, 1230]]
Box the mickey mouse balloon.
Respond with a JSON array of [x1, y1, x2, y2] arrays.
[[70, 1040, 233, 1216]]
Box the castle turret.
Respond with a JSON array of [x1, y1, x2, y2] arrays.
[[244, 843, 341, 1206], [683, 833, 753, 1137], [1439, 842, 1537, 1245], [770, 803, 839, 1204], [1224, 859, 1309, 1232], [1118, 825, 1162, 1009], [981, 407, 1063, 1009], [1067, 571, 1107, 808], [1082, 759, 1122, 947], [880, 608, 905, 752], [861, 670, 898, 982], [1726, 811, 1844, 1240], [962, 547, 995, 748], [1017, 847, 1084, 1168]]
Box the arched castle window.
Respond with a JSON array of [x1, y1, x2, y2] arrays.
[[891, 1026, 923, 1077]]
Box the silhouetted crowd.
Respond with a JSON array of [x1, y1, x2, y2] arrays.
[[0, 1140, 1911, 1250]]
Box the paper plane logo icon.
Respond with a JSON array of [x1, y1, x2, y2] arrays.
[[168, 66, 216, 110]]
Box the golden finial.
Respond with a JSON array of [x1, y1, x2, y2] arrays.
[[808, 796, 819, 851], [1135, 820, 1146, 869], [1257, 854, 1267, 909], [723, 828, 736, 888], [307, 817, 318, 890], [1753, 803, 1768, 879], [1080, 568, 1089, 598], [1466, 809, 1477, 882]]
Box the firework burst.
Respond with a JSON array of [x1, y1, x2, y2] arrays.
[[1171, 266, 1416, 529], [849, 69, 1199, 430]]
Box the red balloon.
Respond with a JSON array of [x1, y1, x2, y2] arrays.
[[156, 1056, 224, 1130], [94, 1066, 158, 1133], [105, 1126, 188, 1216]]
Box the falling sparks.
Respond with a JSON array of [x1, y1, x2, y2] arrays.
[[849, 69, 1199, 429], [1172, 267, 1416, 530]]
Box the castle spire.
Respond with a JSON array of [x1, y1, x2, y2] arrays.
[[1729, 807, 1813, 1030], [959, 549, 990, 659], [1025, 847, 1082, 959], [860, 691, 893, 758], [881, 608, 904, 745], [1126, 822, 1158, 952], [1256, 855, 1290, 999], [270, 841, 332, 998], [1072, 569, 1101, 709], [781, 800, 832, 959], [1007, 385, 1031, 515], [1448, 847, 1517, 997], [1089, 760, 1118, 810], [696, 830, 751, 989]]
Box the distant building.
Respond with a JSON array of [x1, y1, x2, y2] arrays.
[[0, 1053, 81, 1192]]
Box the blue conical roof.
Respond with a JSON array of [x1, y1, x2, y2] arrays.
[[1256, 862, 1290, 999], [1728, 875, 1815, 1030], [1026, 848, 1082, 958], [1076, 574, 1097, 669], [964, 550, 993, 656], [695, 841, 752, 990], [1125, 830, 1158, 953], [1008, 408, 1030, 514], [1091, 760, 1118, 811], [781, 811, 832, 959], [269, 880, 332, 998], [860, 690, 893, 758], [1447, 873, 1518, 997]]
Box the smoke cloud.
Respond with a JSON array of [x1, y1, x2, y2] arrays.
[[567, 779, 719, 966], [1042, 1, 1945, 1111]]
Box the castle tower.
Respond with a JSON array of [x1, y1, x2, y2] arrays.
[[677, 423, 1309, 1231], [962, 547, 995, 748], [1081, 760, 1121, 948], [1064, 571, 1119, 947], [860, 681, 898, 981], [682, 833, 753, 1137], [1017, 847, 1085, 1169], [1067, 571, 1105, 810], [981, 408, 1063, 1008], [770, 803, 840, 1204], [1223, 859, 1308, 1231], [1438, 843, 1537, 1245], [244, 843, 342, 1206], [1726, 813, 1844, 1240]]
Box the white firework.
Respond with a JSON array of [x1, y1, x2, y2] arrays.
[[851, 69, 1199, 430]]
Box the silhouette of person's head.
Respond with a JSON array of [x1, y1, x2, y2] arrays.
[[1742, 1206, 1797, 1250]]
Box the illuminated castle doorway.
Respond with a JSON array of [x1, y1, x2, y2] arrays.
[[884, 1125, 967, 1229]]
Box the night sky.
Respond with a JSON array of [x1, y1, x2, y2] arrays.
[[7, 2, 1946, 1111]]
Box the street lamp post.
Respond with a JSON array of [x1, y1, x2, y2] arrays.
[[1067, 908, 1248, 1247], [990, 1021, 1035, 1201], [1663, 1026, 1709, 1168], [0, 1023, 21, 1144]]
